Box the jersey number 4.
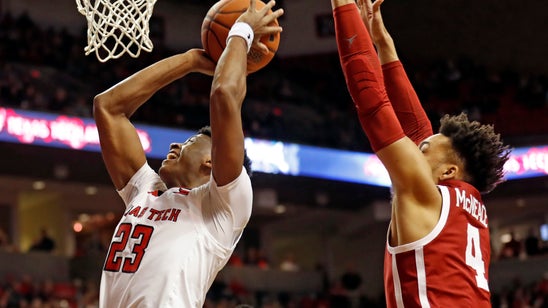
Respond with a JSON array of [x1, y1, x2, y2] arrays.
[[104, 223, 154, 273], [465, 223, 489, 291]]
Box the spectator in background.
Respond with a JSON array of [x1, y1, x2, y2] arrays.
[[1, 10, 548, 153], [524, 227, 541, 256], [67, 96, 92, 118], [0, 227, 16, 252], [29, 228, 55, 253], [500, 230, 522, 259], [340, 262, 362, 293], [50, 86, 75, 113], [228, 250, 245, 267], [244, 247, 269, 269], [84, 232, 106, 255], [329, 279, 352, 308], [340, 262, 363, 307]]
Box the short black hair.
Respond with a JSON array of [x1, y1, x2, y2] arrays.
[[439, 113, 511, 194], [198, 126, 253, 177]]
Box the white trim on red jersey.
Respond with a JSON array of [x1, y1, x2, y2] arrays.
[[384, 183, 491, 307], [386, 186, 451, 255]]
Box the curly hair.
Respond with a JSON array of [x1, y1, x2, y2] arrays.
[[197, 126, 253, 177], [439, 113, 511, 194]]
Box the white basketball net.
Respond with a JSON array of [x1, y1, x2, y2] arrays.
[[76, 0, 157, 62]]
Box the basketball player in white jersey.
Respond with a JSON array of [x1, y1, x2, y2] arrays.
[[92, 0, 284, 306]]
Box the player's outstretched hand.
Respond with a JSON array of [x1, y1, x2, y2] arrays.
[[357, 0, 397, 64], [357, 0, 387, 45], [187, 48, 216, 76], [236, 0, 284, 54]]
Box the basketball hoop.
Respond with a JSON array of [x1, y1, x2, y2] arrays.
[[76, 0, 157, 62]]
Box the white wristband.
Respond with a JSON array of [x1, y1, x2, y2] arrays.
[[227, 22, 254, 53]]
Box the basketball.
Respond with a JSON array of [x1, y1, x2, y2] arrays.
[[201, 0, 280, 74]]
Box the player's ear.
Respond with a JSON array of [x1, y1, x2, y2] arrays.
[[201, 155, 213, 174], [439, 164, 458, 181]]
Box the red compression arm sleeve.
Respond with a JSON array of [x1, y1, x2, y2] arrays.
[[333, 4, 405, 152], [382, 61, 433, 145]]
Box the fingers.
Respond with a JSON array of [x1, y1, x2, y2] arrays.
[[357, 0, 373, 25], [271, 7, 285, 21], [237, 0, 283, 49], [260, 0, 276, 15], [355, 0, 363, 12], [256, 25, 283, 37], [372, 0, 384, 13], [248, 0, 256, 13], [363, 0, 372, 12], [255, 42, 269, 54], [260, 1, 284, 26], [263, 8, 284, 26], [238, 0, 283, 26], [253, 2, 284, 38], [372, 0, 385, 29], [359, 0, 372, 15]]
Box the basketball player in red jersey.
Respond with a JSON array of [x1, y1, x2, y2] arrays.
[[93, 1, 283, 306], [331, 0, 511, 306]]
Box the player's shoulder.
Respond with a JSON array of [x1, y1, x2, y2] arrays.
[[211, 167, 252, 192], [119, 163, 166, 200]]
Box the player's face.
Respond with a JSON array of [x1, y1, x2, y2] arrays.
[[419, 134, 457, 182], [159, 134, 212, 186]]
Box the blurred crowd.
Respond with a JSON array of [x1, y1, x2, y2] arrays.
[[1, 9, 548, 308], [1, 11, 547, 153], [490, 275, 548, 308], [499, 229, 548, 260], [1, 269, 545, 308], [0, 275, 98, 308]]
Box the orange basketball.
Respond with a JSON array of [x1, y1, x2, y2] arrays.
[[201, 0, 280, 74]]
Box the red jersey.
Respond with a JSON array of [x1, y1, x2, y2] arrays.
[[384, 180, 491, 307]]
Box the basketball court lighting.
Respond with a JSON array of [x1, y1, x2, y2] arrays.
[[32, 181, 46, 190], [85, 186, 98, 195], [274, 204, 286, 214], [73, 222, 83, 232]]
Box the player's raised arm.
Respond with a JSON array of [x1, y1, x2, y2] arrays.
[[93, 50, 215, 189], [331, 0, 440, 231], [357, 0, 397, 65], [331, 0, 404, 152], [358, 0, 433, 144], [333, 1, 509, 306], [209, 0, 283, 186]]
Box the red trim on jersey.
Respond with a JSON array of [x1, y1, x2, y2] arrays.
[[177, 188, 190, 195]]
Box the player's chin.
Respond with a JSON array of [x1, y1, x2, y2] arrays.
[[158, 164, 170, 177], [161, 158, 176, 166], [159, 160, 172, 172]]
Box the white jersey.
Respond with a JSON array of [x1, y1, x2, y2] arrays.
[[99, 163, 253, 308]]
